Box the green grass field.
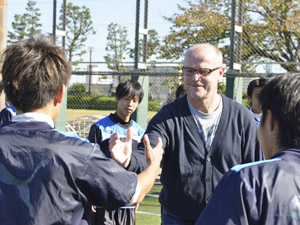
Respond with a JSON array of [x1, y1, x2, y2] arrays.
[[136, 183, 162, 225]]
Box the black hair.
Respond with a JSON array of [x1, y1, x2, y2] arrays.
[[247, 78, 268, 97], [259, 73, 300, 148], [116, 79, 144, 103]]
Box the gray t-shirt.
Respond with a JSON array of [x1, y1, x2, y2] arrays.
[[188, 96, 223, 151]]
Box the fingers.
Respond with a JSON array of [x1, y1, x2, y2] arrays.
[[143, 134, 151, 149], [126, 127, 133, 142], [156, 137, 163, 149], [109, 132, 120, 146]]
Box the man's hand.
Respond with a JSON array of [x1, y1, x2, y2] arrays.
[[109, 127, 133, 168], [143, 134, 163, 167]]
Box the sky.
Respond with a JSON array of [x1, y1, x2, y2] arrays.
[[6, 0, 188, 63]]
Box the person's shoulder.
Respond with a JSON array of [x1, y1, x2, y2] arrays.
[[221, 94, 254, 120], [53, 128, 93, 145], [231, 158, 282, 173], [131, 120, 145, 133], [93, 115, 112, 127], [155, 95, 188, 117], [222, 94, 248, 110]]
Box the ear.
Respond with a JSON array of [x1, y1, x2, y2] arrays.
[[247, 96, 252, 103], [268, 110, 278, 131], [266, 110, 277, 132], [54, 85, 65, 105], [218, 64, 225, 81]]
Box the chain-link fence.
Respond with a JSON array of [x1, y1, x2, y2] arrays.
[[5, 0, 300, 135]]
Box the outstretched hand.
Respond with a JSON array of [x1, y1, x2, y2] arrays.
[[109, 127, 133, 168], [143, 134, 163, 167]]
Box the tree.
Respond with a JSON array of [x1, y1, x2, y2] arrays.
[[59, 3, 96, 63], [129, 29, 161, 61], [8, 0, 42, 43], [160, 0, 300, 72], [104, 23, 130, 71]]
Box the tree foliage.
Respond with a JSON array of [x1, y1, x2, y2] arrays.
[[8, 0, 42, 43], [129, 29, 161, 61], [104, 23, 130, 71], [59, 2, 96, 63], [160, 0, 300, 71]]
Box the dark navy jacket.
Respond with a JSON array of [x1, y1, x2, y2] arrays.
[[196, 149, 300, 225], [134, 94, 263, 223], [0, 121, 137, 225]]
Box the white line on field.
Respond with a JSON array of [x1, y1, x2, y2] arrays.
[[146, 194, 159, 197], [136, 211, 161, 216]]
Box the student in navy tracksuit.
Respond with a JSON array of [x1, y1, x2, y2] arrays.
[[0, 35, 163, 225], [88, 79, 145, 225], [196, 73, 300, 225]]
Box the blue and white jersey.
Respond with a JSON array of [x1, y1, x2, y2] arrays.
[[88, 113, 145, 159], [0, 105, 16, 126], [196, 149, 300, 225]]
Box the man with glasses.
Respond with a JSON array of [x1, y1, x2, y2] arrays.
[[130, 43, 263, 225]]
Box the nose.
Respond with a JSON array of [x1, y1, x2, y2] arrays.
[[128, 99, 133, 106], [191, 72, 201, 81]]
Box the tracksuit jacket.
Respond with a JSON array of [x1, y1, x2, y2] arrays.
[[197, 149, 300, 225]]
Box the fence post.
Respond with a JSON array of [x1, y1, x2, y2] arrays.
[[132, 0, 149, 129], [53, 0, 67, 131], [226, 0, 244, 103]]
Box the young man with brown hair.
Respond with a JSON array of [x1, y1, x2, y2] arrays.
[[0, 35, 163, 225]]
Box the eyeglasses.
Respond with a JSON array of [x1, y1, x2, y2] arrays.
[[182, 66, 220, 77]]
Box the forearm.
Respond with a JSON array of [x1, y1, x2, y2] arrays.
[[136, 160, 160, 203]]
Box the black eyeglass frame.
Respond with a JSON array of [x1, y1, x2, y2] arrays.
[[182, 66, 220, 76]]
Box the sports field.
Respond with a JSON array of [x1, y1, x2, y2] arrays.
[[136, 183, 162, 225]]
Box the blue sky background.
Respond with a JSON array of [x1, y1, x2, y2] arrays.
[[6, 0, 188, 62]]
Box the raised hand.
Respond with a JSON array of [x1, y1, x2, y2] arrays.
[[109, 127, 133, 168], [143, 134, 163, 168]]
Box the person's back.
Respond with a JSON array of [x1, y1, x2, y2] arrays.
[[0, 35, 163, 225], [0, 121, 138, 224]]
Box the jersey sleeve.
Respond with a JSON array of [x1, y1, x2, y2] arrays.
[[76, 143, 138, 211]]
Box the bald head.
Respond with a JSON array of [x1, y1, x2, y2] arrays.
[[184, 43, 223, 67]]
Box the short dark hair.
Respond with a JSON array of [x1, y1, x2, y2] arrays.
[[116, 79, 144, 103], [176, 84, 186, 99], [259, 73, 300, 148], [1, 35, 71, 112], [247, 78, 268, 97]]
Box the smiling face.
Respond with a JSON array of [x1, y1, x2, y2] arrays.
[[116, 95, 140, 122], [183, 45, 223, 104]]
